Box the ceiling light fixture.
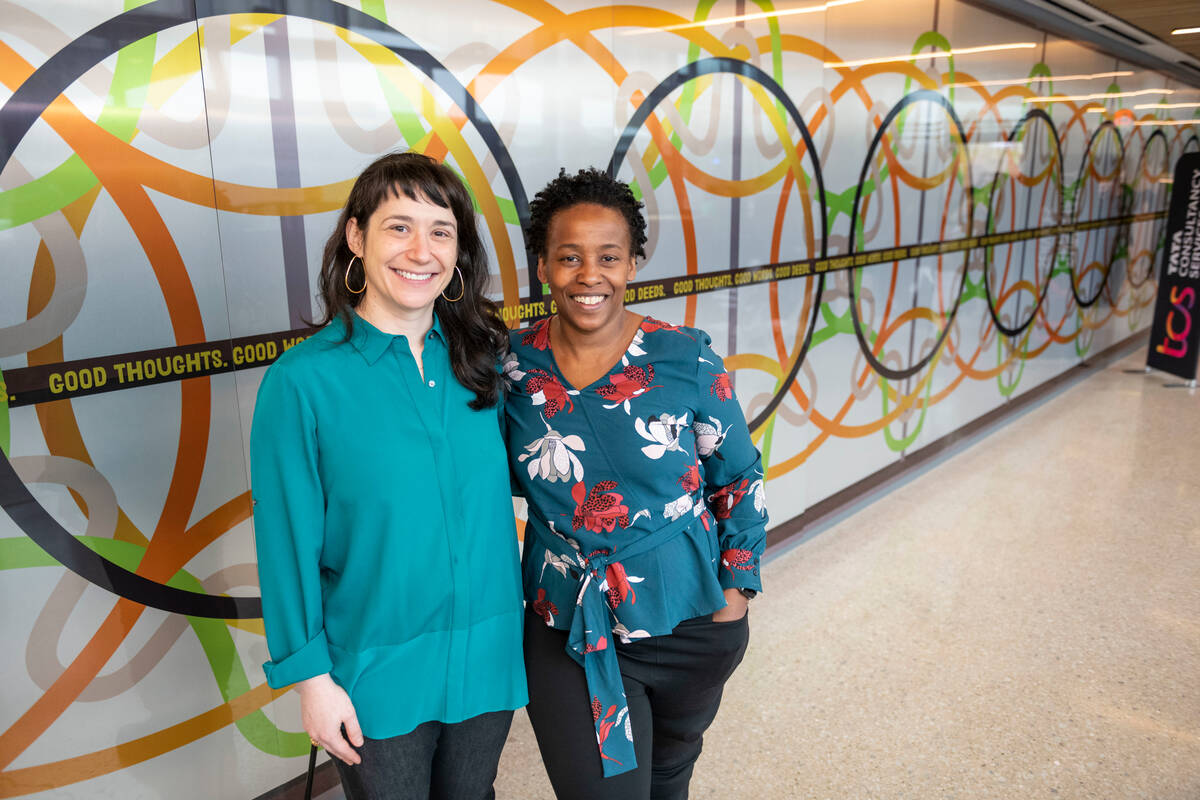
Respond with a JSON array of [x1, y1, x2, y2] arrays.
[[1133, 101, 1200, 109], [944, 70, 1132, 90], [824, 42, 1037, 69], [1028, 88, 1174, 103], [1132, 119, 1199, 126], [625, 0, 863, 35], [1170, 27, 1200, 35]]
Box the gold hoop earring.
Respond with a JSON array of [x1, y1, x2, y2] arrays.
[[344, 256, 366, 294], [441, 265, 465, 303]]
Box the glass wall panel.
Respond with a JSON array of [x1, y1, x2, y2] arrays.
[[1, 1, 1193, 795]]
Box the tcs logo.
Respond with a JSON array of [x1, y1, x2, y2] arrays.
[[1155, 286, 1195, 359]]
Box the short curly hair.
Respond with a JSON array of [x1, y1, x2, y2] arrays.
[[527, 168, 648, 261]]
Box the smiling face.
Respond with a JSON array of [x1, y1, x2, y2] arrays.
[[346, 190, 458, 330], [538, 202, 637, 338]]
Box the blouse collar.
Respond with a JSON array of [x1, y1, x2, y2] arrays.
[[344, 311, 445, 365]]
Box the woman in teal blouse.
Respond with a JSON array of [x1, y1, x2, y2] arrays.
[[251, 152, 526, 799], [505, 168, 767, 798]]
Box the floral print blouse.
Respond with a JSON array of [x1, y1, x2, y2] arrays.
[[504, 316, 768, 777]]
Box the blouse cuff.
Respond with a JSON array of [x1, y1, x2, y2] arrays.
[[718, 549, 763, 593], [262, 629, 333, 688]]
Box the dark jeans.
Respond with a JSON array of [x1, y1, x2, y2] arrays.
[[333, 710, 514, 800], [524, 608, 750, 800]]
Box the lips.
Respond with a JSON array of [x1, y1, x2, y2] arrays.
[[570, 294, 607, 307], [390, 267, 436, 282]]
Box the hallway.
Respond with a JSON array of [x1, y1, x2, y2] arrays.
[[491, 347, 1200, 799]]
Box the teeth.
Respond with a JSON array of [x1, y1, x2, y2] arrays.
[[573, 295, 605, 306], [395, 269, 434, 281]]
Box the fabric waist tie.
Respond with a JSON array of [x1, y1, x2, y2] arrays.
[[528, 511, 702, 778]]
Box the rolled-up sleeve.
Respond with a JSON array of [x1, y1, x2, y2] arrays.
[[694, 333, 768, 593], [250, 365, 332, 687]]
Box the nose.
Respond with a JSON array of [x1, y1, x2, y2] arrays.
[[407, 233, 432, 263], [577, 257, 601, 285]]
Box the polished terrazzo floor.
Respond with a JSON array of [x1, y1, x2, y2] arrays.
[[325, 349, 1200, 799]]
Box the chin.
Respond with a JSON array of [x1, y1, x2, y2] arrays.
[[559, 306, 624, 334], [392, 291, 441, 315]]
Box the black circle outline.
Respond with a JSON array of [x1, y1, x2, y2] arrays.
[[1068, 120, 1125, 309], [606, 56, 828, 433], [1125, 129, 1169, 289], [846, 90, 975, 382], [0, 0, 536, 619], [982, 108, 1064, 338]]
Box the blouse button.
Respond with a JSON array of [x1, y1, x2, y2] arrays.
[[428, 380, 436, 388]]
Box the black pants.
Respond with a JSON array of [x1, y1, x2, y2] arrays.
[[333, 710, 513, 800], [524, 608, 750, 800]]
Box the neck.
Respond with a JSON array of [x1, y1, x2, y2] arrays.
[[356, 294, 436, 341], [552, 310, 638, 357]]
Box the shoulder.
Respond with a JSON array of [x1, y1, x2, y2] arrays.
[[637, 317, 713, 357], [259, 325, 347, 390], [510, 317, 551, 355]]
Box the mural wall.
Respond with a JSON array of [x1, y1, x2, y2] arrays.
[[1, 0, 1196, 796]]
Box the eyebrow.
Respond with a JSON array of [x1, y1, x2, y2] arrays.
[[555, 242, 625, 250], [381, 214, 457, 229]]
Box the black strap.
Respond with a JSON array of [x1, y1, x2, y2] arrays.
[[303, 744, 318, 800]]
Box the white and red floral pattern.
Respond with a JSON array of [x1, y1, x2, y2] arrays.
[[505, 316, 767, 778]]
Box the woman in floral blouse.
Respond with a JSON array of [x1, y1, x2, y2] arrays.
[[504, 168, 768, 799]]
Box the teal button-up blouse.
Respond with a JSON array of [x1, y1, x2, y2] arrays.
[[250, 313, 527, 738]]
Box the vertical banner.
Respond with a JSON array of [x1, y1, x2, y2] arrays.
[[1147, 152, 1200, 379]]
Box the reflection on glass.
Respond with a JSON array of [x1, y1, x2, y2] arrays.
[[1028, 88, 1173, 103], [1134, 102, 1200, 109], [824, 42, 1036, 69], [624, 0, 863, 34], [944, 70, 1132, 90]]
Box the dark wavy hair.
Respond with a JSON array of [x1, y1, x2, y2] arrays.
[[316, 152, 507, 409], [527, 167, 648, 260]]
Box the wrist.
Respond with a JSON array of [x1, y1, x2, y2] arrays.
[[295, 673, 333, 695], [722, 587, 749, 605]]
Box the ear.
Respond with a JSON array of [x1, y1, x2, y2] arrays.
[[346, 217, 364, 257], [625, 254, 637, 282], [536, 254, 548, 286]]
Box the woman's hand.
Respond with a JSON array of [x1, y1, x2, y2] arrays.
[[296, 673, 364, 765], [711, 587, 749, 623]]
